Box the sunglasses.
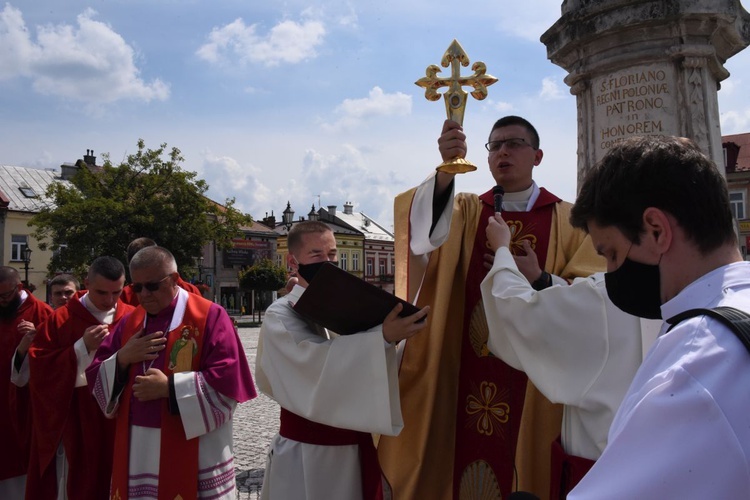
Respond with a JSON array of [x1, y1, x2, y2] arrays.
[[131, 275, 170, 293]]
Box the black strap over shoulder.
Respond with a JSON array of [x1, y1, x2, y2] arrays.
[[666, 306, 750, 354]]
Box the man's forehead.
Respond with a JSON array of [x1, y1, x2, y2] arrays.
[[490, 124, 532, 141]]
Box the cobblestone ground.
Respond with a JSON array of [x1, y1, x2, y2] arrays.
[[233, 326, 279, 500]]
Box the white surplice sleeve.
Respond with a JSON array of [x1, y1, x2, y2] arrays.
[[257, 291, 403, 436], [10, 349, 29, 386], [409, 172, 455, 255], [173, 372, 236, 440], [481, 247, 612, 405]]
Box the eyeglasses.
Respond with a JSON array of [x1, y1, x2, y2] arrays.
[[131, 275, 170, 294], [485, 138, 534, 152]]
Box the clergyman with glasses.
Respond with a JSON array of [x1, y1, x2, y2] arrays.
[[378, 116, 602, 499], [86, 246, 256, 499]]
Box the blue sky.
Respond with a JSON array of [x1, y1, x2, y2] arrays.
[[2, 1, 749, 228]]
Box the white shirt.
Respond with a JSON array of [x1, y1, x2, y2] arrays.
[[570, 261, 750, 499]]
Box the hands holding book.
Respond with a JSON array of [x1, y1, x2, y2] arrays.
[[382, 303, 430, 344]]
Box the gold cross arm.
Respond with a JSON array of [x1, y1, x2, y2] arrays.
[[415, 39, 498, 125]]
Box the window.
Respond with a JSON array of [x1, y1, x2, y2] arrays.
[[11, 235, 28, 261], [18, 186, 37, 198], [730, 190, 746, 220], [367, 258, 374, 276], [340, 253, 348, 271], [379, 259, 386, 276], [352, 253, 359, 271]]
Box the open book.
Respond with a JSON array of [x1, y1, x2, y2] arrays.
[[292, 262, 423, 335]]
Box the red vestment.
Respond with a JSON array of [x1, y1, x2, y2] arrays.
[[0, 293, 52, 481], [120, 275, 202, 306], [26, 294, 134, 499]]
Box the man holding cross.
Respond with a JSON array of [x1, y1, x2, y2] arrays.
[[378, 116, 602, 499]]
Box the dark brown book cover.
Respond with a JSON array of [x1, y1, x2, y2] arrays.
[[292, 262, 422, 335]]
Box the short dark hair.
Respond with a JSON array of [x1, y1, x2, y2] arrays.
[[287, 221, 333, 254], [570, 135, 735, 254], [49, 274, 80, 290], [490, 115, 540, 149], [127, 237, 157, 263], [88, 256, 126, 282]]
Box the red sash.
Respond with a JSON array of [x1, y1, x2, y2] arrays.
[[110, 293, 211, 500], [452, 188, 561, 498], [549, 436, 595, 499], [279, 408, 384, 500]]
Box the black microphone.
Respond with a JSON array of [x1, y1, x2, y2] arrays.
[[493, 185, 505, 213]]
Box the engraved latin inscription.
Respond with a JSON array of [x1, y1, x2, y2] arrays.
[[593, 66, 675, 152]]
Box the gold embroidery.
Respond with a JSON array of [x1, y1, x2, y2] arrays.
[[468, 301, 492, 358], [459, 460, 502, 499], [466, 381, 510, 438], [485, 219, 538, 256]]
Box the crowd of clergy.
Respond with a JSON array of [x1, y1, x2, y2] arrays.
[[1, 119, 749, 500]]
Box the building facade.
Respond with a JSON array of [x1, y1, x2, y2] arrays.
[[724, 132, 750, 259]]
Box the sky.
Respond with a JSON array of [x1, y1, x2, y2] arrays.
[[2, 1, 750, 230]]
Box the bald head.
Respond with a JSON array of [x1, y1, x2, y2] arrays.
[[0, 266, 20, 286]]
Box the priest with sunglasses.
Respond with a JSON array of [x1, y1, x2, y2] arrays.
[[86, 246, 256, 499]]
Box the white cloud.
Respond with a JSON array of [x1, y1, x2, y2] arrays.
[[199, 151, 272, 215], [721, 110, 750, 135], [540, 76, 566, 100], [196, 16, 326, 67], [484, 99, 514, 113], [324, 86, 412, 130], [494, 0, 564, 43], [0, 5, 169, 105], [298, 145, 400, 224]]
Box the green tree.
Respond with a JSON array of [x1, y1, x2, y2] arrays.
[[238, 258, 288, 322], [238, 258, 287, 293], [31, 139, 252, 276]]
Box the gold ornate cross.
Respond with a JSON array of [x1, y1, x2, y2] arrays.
[[416, 39, 498, 127]]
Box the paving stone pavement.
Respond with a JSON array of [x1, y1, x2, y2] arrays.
[[233, 326, 279, 499]]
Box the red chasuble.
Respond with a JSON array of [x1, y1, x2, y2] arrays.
[[110, 294, 211, 500], [27, 294, 134, 499], [451, 188, 560, 498], [0, 293, 52, 481]]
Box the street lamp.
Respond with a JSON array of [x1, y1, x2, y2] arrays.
[[196, 255, 204, 282], [22, 245, 32, 286], [282, 201, 295, 231]]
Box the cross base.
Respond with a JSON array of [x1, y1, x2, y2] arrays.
[[436, 157, 477, 174]]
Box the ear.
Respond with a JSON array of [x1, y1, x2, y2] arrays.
[[642, 207, 672, 254], [287, 253, 298, 271], [533, 148, 543, 166]]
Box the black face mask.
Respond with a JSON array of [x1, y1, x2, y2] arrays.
[[297, 261, 337, 284], [604, 257, 663, 320]]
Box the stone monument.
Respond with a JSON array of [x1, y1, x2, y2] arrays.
[[542, 0, 750, 184]]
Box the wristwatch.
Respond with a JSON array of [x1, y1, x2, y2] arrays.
[[531, 271, 552, 291]]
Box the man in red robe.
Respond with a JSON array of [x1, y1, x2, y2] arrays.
[[0, 266, 53, 499], [26, 256, 134, 499], [120, 237, 202, 306]]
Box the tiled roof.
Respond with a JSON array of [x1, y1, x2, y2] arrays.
[[0, 165, 67, 213], [723, 132, 750, 172]]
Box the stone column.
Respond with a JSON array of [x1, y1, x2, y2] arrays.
[[542, 0, 750, 184]]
